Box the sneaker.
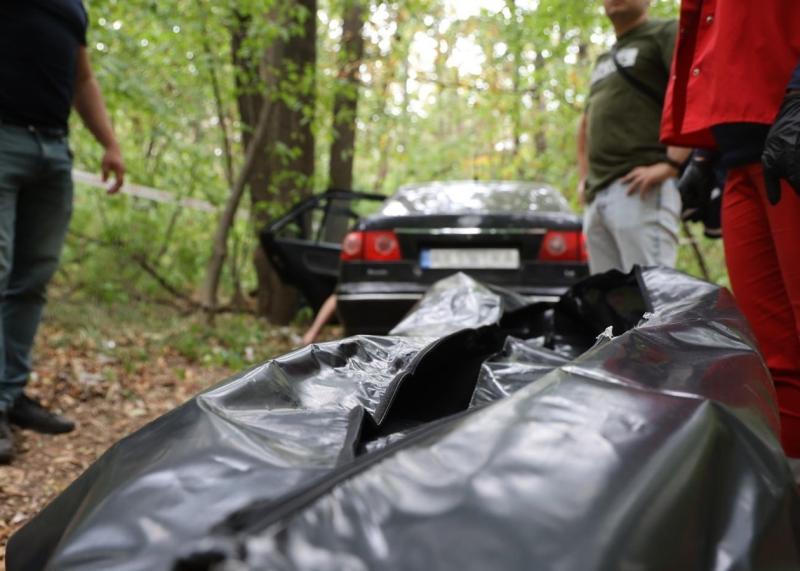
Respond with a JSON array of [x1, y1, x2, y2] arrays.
[[9, 394, 75, 434], [0, 412, 13, 464]]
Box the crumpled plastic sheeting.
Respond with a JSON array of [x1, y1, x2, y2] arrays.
[[469, 336, 569, 408], [6, 335, 435, 571], [7, 267, 800, 571], [390, 272, 529, 337], [230, 368, 795, 571], [178, 268, 798, 571]]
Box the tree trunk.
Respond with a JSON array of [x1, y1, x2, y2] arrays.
[[372, 6, 405, 192], [530, 51, 548, 158], [506, 0, 522, 170], [325, 0, 365, 244], [200, 101, 273, 317], [328, 0, 365, 191], [232, 1, 317, 324]]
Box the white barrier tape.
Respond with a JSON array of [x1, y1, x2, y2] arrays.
[[72, 169, 218, 213]]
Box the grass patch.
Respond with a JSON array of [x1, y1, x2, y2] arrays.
[[42, 291, 305, 371]]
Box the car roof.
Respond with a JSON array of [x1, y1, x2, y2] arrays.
[[380, 180, 573, 217]]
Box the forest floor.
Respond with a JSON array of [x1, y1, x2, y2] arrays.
[[0, 291, 337, 569]]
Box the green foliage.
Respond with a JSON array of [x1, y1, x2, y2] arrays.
[[47, 290, 300, 370], [349, 0, 680, 197], [64, 0, 724, 316], [66, 0, 254, 303]]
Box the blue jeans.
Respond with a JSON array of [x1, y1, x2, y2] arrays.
[[0, 124, 73, 412]]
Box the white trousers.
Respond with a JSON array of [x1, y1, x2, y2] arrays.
[[583, 177, 681, 274]]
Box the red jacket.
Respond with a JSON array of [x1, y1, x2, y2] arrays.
[[661, 0, 800, 148]]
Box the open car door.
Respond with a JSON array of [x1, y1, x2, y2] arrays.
[[259, 189, 386, 311]]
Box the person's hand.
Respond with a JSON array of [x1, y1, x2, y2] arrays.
[[678, 154, 716, 222], [762, 91, 800, 205], [622, 162, 679, 197], [102, 144, 125, 194]]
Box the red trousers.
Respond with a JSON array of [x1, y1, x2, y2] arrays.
[[723, 163, 800, 456]]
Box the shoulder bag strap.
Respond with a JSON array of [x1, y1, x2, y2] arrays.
[[609, 44, 664, 107]]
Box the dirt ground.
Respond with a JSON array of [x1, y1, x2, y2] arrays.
[[0, 299, 317, 570]]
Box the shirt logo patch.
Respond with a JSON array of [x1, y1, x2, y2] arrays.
[[591, 47, 639, 85]]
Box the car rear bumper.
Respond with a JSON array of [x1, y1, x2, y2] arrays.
[[336, 281, 569, 335]]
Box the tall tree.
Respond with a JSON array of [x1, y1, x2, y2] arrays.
[[328, 0, 366, 191], [506, 0, 523, 170], [229, 1, 318, 323]]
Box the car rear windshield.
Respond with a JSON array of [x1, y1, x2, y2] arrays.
[[380, 181, 572, 216]]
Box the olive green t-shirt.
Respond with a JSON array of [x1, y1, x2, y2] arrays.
[[585, 19, 677, 201]]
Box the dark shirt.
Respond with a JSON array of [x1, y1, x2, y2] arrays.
[[790, 61, 800, 90], [585, 19, 677, 201], [0, 0, 88, 130], [711, 123, 771, 169], [711, 59, 800, 168]]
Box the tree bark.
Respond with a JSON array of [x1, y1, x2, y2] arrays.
[[200, 100, 273, 316], [236, 1, 317, 323], [328, 0, 365, 191], [506, 0, 522, 170], [202, 4, 318, 324], [533, 51, 548, 157], [325, 0, 365, 244]]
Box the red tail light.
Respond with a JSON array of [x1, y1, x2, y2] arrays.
[[579, 233, 588, 262], [341, 231, 364, 261], [538, 231, 588, 262], [340, 231, 402, 262], [365, 231, 402, 261]]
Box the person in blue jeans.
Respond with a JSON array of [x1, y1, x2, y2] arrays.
[[0, 1, 125, 463]]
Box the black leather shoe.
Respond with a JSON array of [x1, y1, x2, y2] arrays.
[[9, 394, 75, 434], [0, 412, 14, 464]]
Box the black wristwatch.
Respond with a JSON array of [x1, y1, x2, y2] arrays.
[[664, 157, 684, 173]]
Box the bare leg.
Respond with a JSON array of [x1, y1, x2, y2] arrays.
[[302, 295, 338, 345]]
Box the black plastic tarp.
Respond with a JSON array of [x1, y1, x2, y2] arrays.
[[7, 267, 799, 571]]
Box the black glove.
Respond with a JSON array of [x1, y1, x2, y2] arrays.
[[678, 154, 716, 222], [703, 186, 722, 239], [762, 91, 800, 205]]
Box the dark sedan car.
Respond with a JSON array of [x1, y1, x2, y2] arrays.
[[261, 180, 589, 335]]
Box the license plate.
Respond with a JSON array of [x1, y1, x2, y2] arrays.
[[420, 248, 520, 270]]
